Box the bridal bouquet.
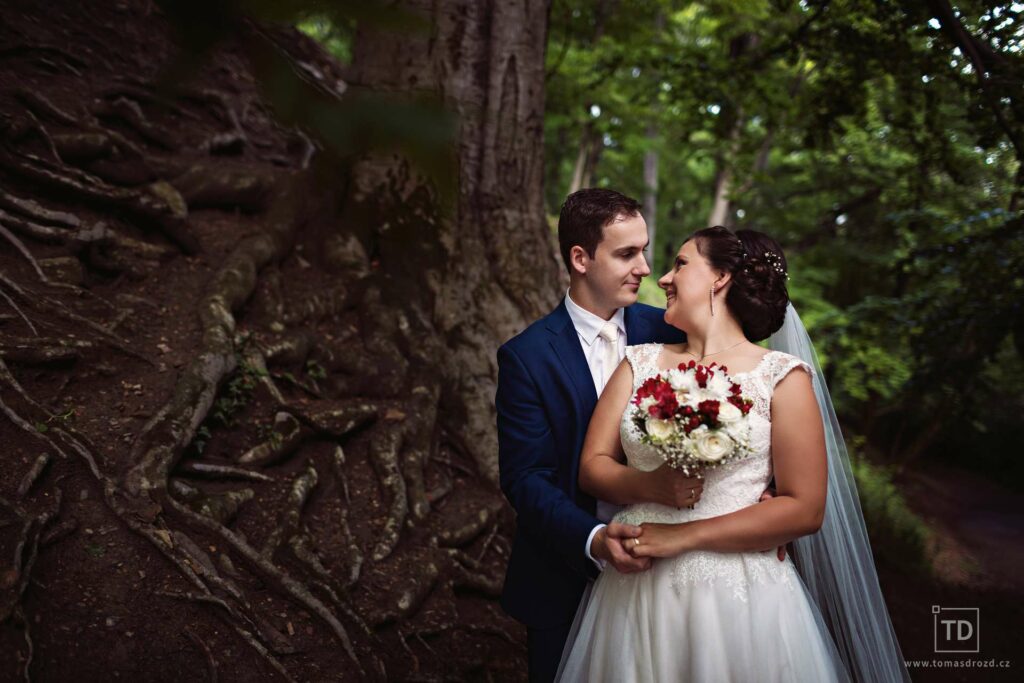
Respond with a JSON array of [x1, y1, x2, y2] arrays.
[[630, 360, 755, 476]]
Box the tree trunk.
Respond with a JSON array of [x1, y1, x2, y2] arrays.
[[642, 122, 658, 267], [569, 117, 601, 194], [707, 113, 741, 228], [0, 1, 556, 679], [348, 0, 562, 482]]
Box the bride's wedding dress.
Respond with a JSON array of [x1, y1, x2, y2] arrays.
[[557, 344, 848, 683]]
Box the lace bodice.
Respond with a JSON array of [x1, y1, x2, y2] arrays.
[[613, 343, 813, 600]]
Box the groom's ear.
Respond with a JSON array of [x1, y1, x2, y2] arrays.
[[569, 245, 590, 275]]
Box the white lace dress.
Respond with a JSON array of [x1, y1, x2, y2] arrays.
[[557, 345, 847, 683]]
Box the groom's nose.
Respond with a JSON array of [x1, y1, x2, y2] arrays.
[[635, 254, 651, 276]]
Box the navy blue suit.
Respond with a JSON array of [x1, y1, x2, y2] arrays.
[[496, 299, 684, 680]]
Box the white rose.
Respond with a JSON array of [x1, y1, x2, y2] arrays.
[[690, 387, 715, 404], [667, 369, 697, 394], [639, 396, 657, 413], [717, 401, 742, 423], [645, 416, 676, 442], [707, 373, 731, 397], [693, 429, 734, 462]]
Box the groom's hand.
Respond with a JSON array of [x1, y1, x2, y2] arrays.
[[645, 463, 703, 508], [591, 522, 651, 574], [759, 488, 787, 561]]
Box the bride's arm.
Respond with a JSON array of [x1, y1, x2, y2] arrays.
[[579, 359, 703, 507], [630, 367, 827, 558]]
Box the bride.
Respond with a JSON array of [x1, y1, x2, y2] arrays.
[[557, 227, 909, 682]]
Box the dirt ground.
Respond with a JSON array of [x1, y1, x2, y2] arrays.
[[0, 1, 525, 680]]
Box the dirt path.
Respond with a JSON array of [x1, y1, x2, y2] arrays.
[[876, 465, 1024, 681]]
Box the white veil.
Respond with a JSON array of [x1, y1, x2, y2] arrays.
[[769, 303, 910, 682]]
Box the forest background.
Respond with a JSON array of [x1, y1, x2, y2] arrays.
[[0, 0, 1021, 681]]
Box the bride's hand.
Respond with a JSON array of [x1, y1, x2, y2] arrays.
[[628, 522, 693, 559], [644, 464, 703, 508]]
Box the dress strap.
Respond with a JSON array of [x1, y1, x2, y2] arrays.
[[765, 351, 814, 391], [624, 343, 662, 391]]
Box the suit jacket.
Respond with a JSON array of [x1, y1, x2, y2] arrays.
[[496, 299, 685, 628]]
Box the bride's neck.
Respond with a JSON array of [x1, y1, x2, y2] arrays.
[[683, 315, 747, 359]]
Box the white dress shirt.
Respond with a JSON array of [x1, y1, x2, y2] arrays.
[[564, 290, 625, 570]]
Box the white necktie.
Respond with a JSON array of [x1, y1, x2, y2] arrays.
[[597, 321, 619, 392]]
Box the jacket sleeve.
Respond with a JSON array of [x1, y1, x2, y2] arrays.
[[496, 344, 601, 580]]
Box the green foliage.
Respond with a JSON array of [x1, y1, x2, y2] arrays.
[[546, 0, 1024, 477], [154, 0, 456, 201], [211, 357, 266, 428], [256, 420, 285, 451], [849, 443, 932, 575], [305, 359, 327, 380]]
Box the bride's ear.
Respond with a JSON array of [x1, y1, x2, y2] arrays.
[[713, 270, 732, 291]]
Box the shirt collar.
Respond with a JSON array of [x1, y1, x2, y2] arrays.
[[564, 289, 626, 347]]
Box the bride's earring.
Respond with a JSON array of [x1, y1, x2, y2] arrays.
[[710, 286, 716, 316]]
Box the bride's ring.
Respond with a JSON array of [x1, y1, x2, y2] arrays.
[[689, 488, 695, 499], [633, 538, 641, 547]]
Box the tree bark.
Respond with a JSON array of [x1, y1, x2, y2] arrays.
[[642, 122, 658, 266], [347, 0, 562, 481]]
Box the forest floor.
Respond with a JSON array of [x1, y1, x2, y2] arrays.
[[0, 2, 525, 681], [879, 463, 1024, 681]]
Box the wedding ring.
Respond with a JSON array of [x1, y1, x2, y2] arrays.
[[689, 488, 695, 499], [633, 538, 641, 547]]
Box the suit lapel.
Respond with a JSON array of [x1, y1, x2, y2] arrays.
[[624, 304, 653, 345], [546, 301, 598, 413]]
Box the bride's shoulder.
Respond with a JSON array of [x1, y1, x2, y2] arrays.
[[624, 342, 662, 366], [762, 350, 814, 389]]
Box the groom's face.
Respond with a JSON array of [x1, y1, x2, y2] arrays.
[[581, 213, 651, 310]]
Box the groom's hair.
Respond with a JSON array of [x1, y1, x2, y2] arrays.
[[558, 188, 642, 272]]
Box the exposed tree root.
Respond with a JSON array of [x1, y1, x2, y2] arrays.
[[436, 499, 504, 548], [367, 560, 440, 627], [178, 461, 275, 483], [0, 189, 79, 227], [0, 273, 151, 364], [330, 446, 362, 588], [16, 454, 51, 498], [238, 402, 377, 467], [0, 335, 89, 364], [449, 561, 503, 599], [155, 590, 294, 682], [0, 360, 347, 679], [93, 97, 177, 151], [13, 89, 79, 128], [171, 160, 276, 212], [124, 170, 304, 500], [0, 490, 61, 623], [369, 422, 408, 562], [0, 148, 197, 253], [262, 463, 317, 560], [238, 411, 305, 466], [166, 496, 365, 676], [0, 288, 38, 336], [0, 223, 50, 283], [184, 626, 219, 683], [279, 284, 357, 326], [169, 479, 254, 525], [240, 347, 285, 405]]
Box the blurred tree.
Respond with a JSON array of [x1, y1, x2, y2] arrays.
[[545, 0, 1024, 483]]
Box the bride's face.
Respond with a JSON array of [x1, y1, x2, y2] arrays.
[[658, 239, 719, 329]]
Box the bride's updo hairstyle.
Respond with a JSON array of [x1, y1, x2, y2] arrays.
[[685, 226, 790, 342]]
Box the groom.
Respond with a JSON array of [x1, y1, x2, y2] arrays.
[[496, 189, 698, 682]]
